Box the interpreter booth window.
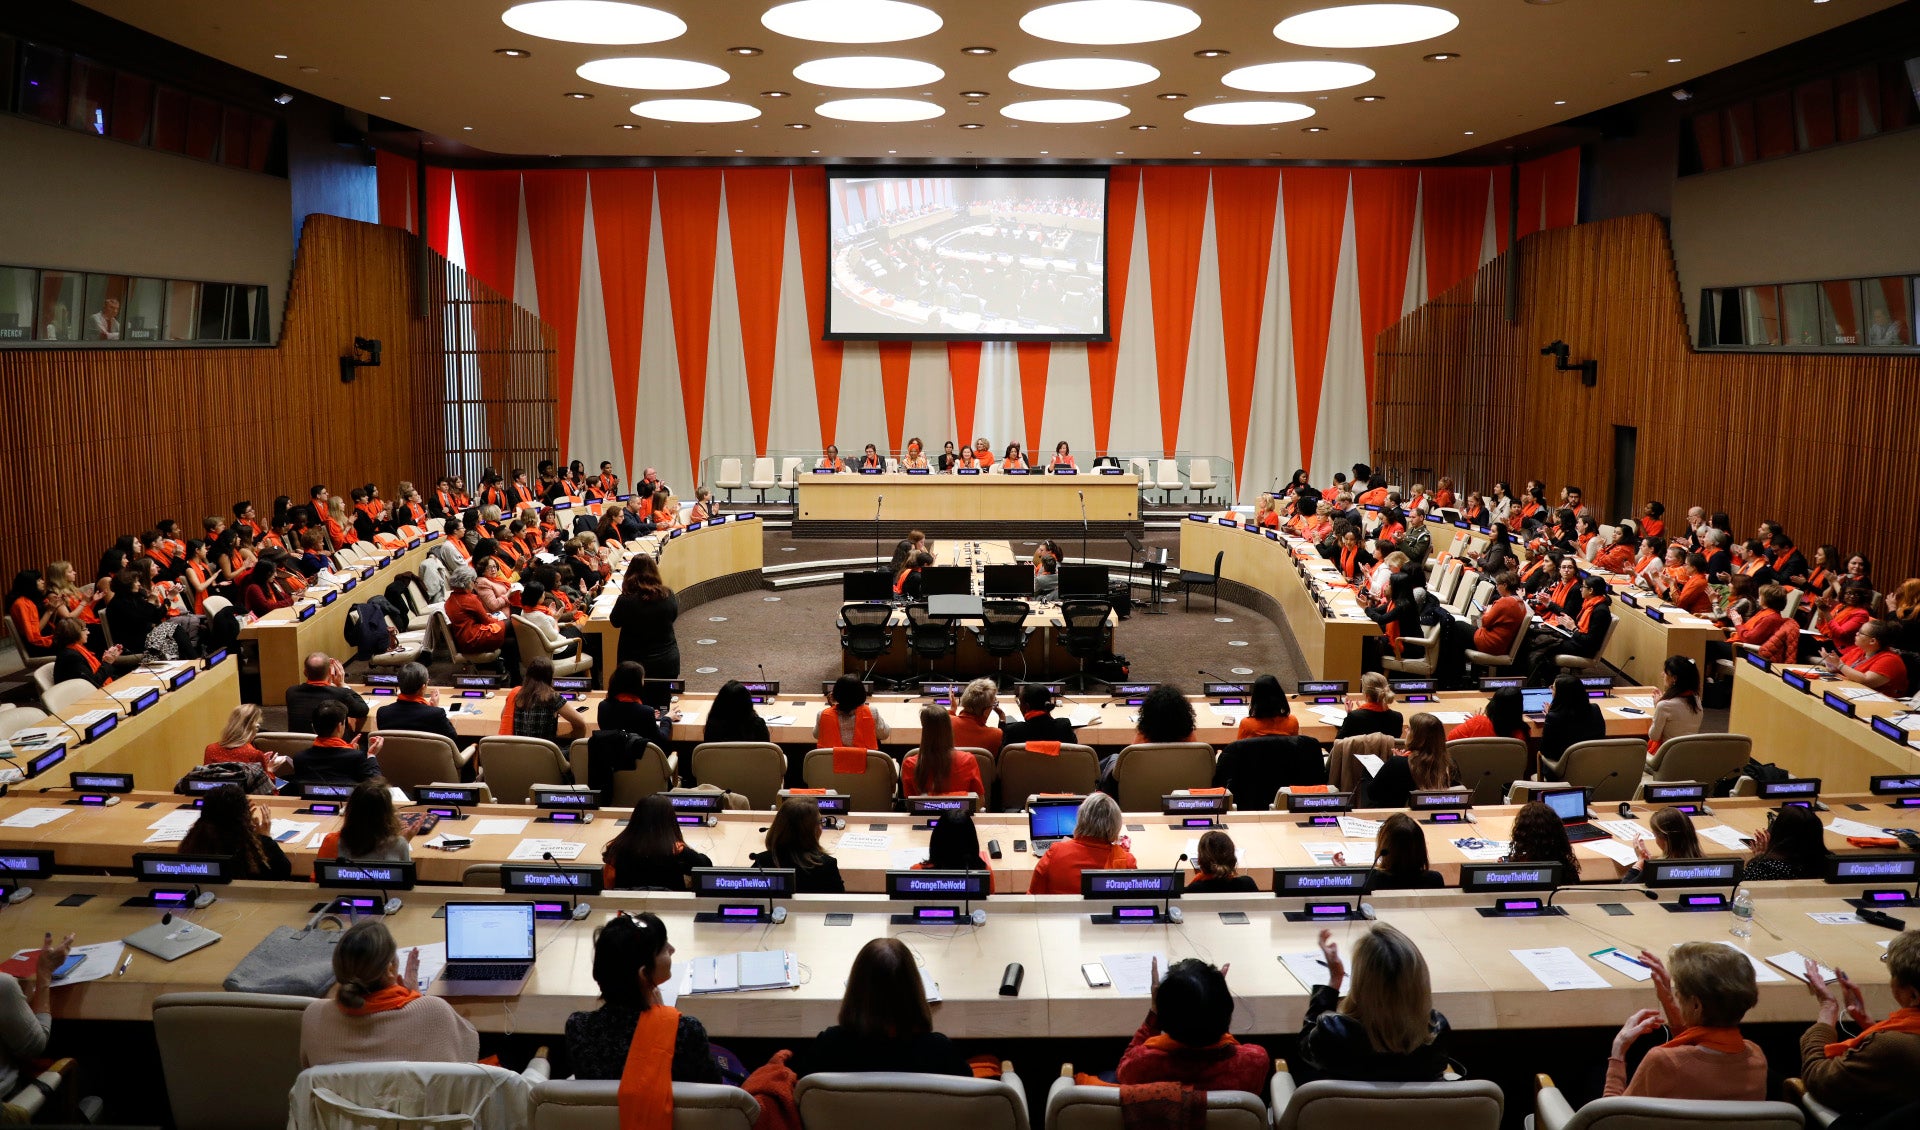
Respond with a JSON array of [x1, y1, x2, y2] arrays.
[[1740, 286, 1782, 347], [162, 280, 199, 342], [123, 277, 165, 342], [1780, 283, 1824, 347], [1864, 277, 1913, 347], [0, 268, 33, 342], [66, 56, 112, 135], [1814, 281, 1862, 347], [36, 271, 82, 342], [81, 274, 128, 341]]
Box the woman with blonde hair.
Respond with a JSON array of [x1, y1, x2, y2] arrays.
[[203, 703, 290, 788], [1300, 924, 1451, 1081], [1028, 793, 1136, 893], [1336, 672, 1403, 739], [902, 704, 985, 798], [300, 920, 477, 1067], [951, 676, 1005, 755], [1603, 943, 1764, 1098]]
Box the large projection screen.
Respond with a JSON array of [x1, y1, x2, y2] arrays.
[[825, 168, 1109, 342]]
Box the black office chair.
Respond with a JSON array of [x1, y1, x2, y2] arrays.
[[1179, 549, 1224, 612], [904, 604, 957, 686], [838, 602, 896, 686], [1059, 599, 1114, 692], [978, 599, 1033, 688]]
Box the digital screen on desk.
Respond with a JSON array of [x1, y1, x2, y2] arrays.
[[418, 785, 482, 806], [665, 790, 723, 813], [1285, 792, 1353, 812], [1827, 855, 1919, 882], [501, 865, 604, 895], [779, 791, 848, 815], [736, 681, 778, 696], [314, 861, 417, 890], [1081, 869, 1183, 899], [0, 851, 54, 880], [692, 868, 793, 898], [1645, 859, 1741, 888], [1479, 676, 1525, 691], [1782, 670, 1812, 693], [1823, 691, 1856, 717], [1274, 867, 1369, 894], [1202, 682, 1252, 697], [1106, 682, 1158, 699], [1389, 679, 1436, 694], [885, 870, 990, 900], [1296, 680, 1349, 696], [908, 795, 976, 817], [1460, 862, 1564, 892], [1872, 718, 1913, 744], [1744, 652, 1772, 672], [71, 772, 133, 793], [532, 787, 599, 810], [1410, 790, 1469, 810], [133, 853, 232, 884], [1161, 793, 1229, 815], [1870, 775, 1920, 795], [1759, 778, 1820, 799], [1644, 783, 1706, 804]]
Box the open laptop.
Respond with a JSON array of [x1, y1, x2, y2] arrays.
[[1520, 686, 1554, 715], [1028, 798, 1083, 854], [1539, 786, 1610, 844], [435, 902, 537, 997]]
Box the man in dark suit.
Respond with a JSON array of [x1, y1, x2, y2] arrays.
[[290, 701, 381, 785], [285, 652, 369, 734], [999, 684, 1079, 747], [374, 662, 476, 782]]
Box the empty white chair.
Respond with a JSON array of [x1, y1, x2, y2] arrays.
[[715, 457, 744, 504], [1186, 458, 1218, 505], [1432, 560, 1463, 605], [749, 457, 778, 503], [1450, 569, 1482, 614], [1154, 459, 1184, 504], [779, 456, 804, 503]]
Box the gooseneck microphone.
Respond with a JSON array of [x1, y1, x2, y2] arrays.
[[543, 850, 592, 920], [1545, 885, 1659, 909]]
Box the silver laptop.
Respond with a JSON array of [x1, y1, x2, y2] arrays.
[[434, 902, 536, 997], [124, 917, 222, 962]]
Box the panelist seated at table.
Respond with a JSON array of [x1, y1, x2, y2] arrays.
[[1000, 442, 1030, 471], [815, 446, 847, 473], [1367, 714, 1459, 809], [856, 444, 885, 472], [1740, 803, 1830, 881], [815, 675, 893, 748], [1298, 925, 1452, 1083], [894, 552, 933, 599], [900, 438, 930, 470], [1363, 813, 1446, 891], [566, 911, 723, 1083], [1047, 441, 1076, 473], [1796, 930, 1920, 1122], [302, 920, 478, 1068], [968, 439, 996, 470], [1027, 793, 1137, 894], [749, 798, 846, 894], [936, 440, 961, 473], [787, 937, 972, 1080], [1336, 674, 1403, 740]]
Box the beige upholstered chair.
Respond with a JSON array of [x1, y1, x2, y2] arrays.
[[1553, 619, 1619, 673], [1465, 619, 1529, 673], [531, 1079, 761, 1130], [40, 677, 93, 715], [690, 742, 787, 808], [154, 991, 310, 1130], [1271, 1064, 1503, 1130], [476, 735, 570, 803], [801, 748, 899, 811], [462, 863, 504, 888], [288, 1056, 551, 1129], [511, 615, 592, 680], [1381, 619, 1445, 677], [1541, 737, 1647, 802], [998, 743, 1100, 809], [1646, 733, 1753, 784], [1532, 1074, 1804, 1130], [1046, 1069, 1265, 1130], [1447, 737, 1530, 806], [1110, 742, 1216, 812], [253, 731, 316, 759], [567, 738, 674, 807], [434, 609, 502, 672], [793, 1066, 1028, 1130], [372, 730, 468, 793]]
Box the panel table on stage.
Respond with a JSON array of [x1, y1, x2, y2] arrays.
[[795, 471, 1139, 534], [9, 874, 1903, 1040], [241, 537, 434, 705]]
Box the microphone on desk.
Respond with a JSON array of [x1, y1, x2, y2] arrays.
[[1197, 669, 1236, 687], [543, 850, 592, 920], [1545, 885, 1659, 909]]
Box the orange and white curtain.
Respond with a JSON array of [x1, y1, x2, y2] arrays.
[[377, 155, 1578, 501]]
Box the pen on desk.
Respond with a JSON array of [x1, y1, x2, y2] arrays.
[[116, 954, 132, 976], [1612, 951, 1651, 970]]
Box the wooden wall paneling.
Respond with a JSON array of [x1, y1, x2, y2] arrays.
[[0, 215, 554, 582], [1374, 213, 1920, 582]]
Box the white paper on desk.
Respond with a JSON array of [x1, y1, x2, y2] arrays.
[[1302, 841, 1376, 867], [1066, 708, 1104, 728], [1278, 952, 1333, 991], [1431, 711, 1474, 725], [470, 818, 530, 836], [1825, 817, 1889, 838], [147, 809, 201, 833], [1328, 816, 1378, 841], [1212, 706, 1251, 724], [143, 826, 191, 844], [762, 714, 796, 727], [890, 848, 928, 871], [1513, 947, 1610, 991], [1590, 948, 1655, 982], [1837, 685, 1893, 702], [1716, 943, 1785, 983], [13, 941, 127, 987], [270, 819, 321, 844], [835, 832, 893, 852], [0, 808, 68, 829], [1807, 912, 1864, 925], [1592, 820, 1653, 842], [1098, 952, 1169, 997], [507, 839, 583, 861], [1313, 707, 1349, 725], [1767, 951, 1837, 984], [407, 942, 447, 991], [1622, 695, 1658, 710], [1579, 838, 1640, 866], [672, 711, 705, 728], [1353, 753, 1384, 776], [1451, 837, 1511, 862], [1697, 825, 1753, 850]]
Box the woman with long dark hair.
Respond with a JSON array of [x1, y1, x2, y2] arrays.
[[703, 679, 770, 744], [789, 938, 970, 1078], [1504, 801, 1579, 879], [602, 794, 713, 890], [179, 784, 291, 881], [750, 799, 845, 893], [610, 556, 680, 678], [501, 657, 587, 745]]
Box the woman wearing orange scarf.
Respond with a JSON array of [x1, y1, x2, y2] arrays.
[[1602, 944, 1765, 1099], [1798, 931, 1920, 1120], [298, 920, 477, 1067], [568, 912, 723, 1098]]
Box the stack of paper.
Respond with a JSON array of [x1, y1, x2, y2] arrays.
[[1278, 952, 1333, 990], [1697, 825, 1752, 850], [470, 818, 530, 837], [1578, 839, 1639, 866], [1591, 820, 1652, 842], [1512, 947, 1610, 991], [1431, 711, 1475, 725], [687, 951, 796, 994], [1212, 705, 1251, 723], [835, 832, 893, 852], [1451, 837, 1510, 861], [1767, 951, 1837, 983], [144, 810, 201, 844], [1717, 942, 1785, 982], [1066, 708, 1104, 728], [1097, 952, 1168, 996], [0, 808, 69, 830], [1336, 815, 1382, 839], [1301, 841, 1376, 867], [507, 839, 584, 861], [1826, 817, 1890, 838]]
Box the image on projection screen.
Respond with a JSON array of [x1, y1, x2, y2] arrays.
[[825, 172, 1108, 341]]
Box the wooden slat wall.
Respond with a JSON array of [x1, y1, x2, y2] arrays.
[[0, 214, 554, 582], [1375, 213, 1920, 582]]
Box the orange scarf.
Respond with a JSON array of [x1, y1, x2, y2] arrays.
[[1338, 545, 1359, 579], [70, 644, 101, 674], [1143, 1032, 1240, 1053], [1576, 595, 1606, 633], [617, 1005, 679, 1130], [339, 983, 421, 1017], [1825, 1007, 1920, 1058], [1549, 578, 1578, 608], [1661, 1026, 1748, 1054]]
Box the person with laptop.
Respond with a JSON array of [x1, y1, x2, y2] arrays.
[[788, 937, 971, 1079], [1027, 793, 1136, 894], [301, 919, 478, 1067], [567, 911, 722, 1083], [1501, 801, 1580, 878], [1537, 674, 1605, 779], [290, 702, 383, 786]]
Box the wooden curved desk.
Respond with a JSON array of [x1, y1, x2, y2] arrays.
[[242, 538, 434, 705], [581, 515, 765, 663]]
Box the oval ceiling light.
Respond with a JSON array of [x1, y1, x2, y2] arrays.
[[792, 55, 945, 88], [1008, 58, 1159, 90], [631, 98, 761, 122], [577, 57, 730, 89], [1275, 4, 1459, 49], [1184, 100, 1314, 125], [761, 0, 942, 44], [1018, 1, 1201, 45], [815, 97, 945, 121], [501, 1, 686, 45], [1000, 98, 1129, 122], [1222, 60, 1373, 92]]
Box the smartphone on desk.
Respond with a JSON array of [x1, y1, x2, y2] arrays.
[[1081, 962, 1111, 988]]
